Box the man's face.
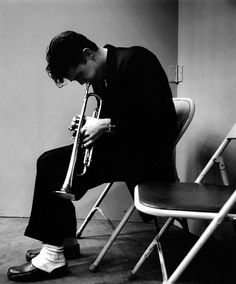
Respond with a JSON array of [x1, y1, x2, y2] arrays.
[[65, 49, 100, 85], [65, 60, 97, 85]]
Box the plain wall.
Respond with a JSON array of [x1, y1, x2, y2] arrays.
[[177, 0, 236, 237], [0, 0, 178, 220]]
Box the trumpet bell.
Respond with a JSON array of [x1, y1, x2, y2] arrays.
[[53, 190, 76, 201]]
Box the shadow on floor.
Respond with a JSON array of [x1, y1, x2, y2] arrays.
[[0, 217, 235, 284]]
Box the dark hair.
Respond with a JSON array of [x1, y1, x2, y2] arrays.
[[46, 31, 98, 87]]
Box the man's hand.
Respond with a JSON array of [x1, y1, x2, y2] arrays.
[[81, 117, 111, 148], [68, 114, 81, 139], [68, 115, 111, 147]]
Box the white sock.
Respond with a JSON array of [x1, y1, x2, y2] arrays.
[[31, 244, 66, 273]]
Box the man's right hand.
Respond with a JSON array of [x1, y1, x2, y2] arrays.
[[68, 115, 80, 132], [68, 115, 81, 139]]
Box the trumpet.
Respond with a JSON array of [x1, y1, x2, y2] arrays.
[[53, 83, 102, 200]]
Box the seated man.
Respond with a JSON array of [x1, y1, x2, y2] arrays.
[[7, 31, 178, 281]]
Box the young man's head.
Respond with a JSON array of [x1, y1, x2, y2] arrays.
[[46, 31, 100, 87]]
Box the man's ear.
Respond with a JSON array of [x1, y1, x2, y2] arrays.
[[82, 48, 95, 60]]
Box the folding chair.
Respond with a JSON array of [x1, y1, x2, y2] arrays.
[[130, 122, 236, 283], [89, 97, 195, 272], [76, 182, 115, 237]]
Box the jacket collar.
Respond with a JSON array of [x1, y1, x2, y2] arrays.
[[104, 44, 117, 82]]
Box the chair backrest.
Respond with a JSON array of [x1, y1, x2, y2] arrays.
[[173, 98, 195, 146], [226, 122, 236, 139]]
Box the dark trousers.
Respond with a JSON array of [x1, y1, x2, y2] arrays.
[[24, 144, 176, 245], [24, 145, 141, 245]]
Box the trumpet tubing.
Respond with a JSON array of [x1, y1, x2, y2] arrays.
[[53, 84, 102, 200]]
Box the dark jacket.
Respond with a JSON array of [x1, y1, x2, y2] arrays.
[[93, 44, 177, 181]]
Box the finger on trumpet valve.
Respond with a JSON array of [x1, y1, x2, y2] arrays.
[[68, 124, 77, 131], [68, 115, 81, 131], [69, 130, 78, 141], [73, 114, 81, 123]]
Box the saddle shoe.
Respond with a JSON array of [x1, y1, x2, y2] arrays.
[[7, 262, 67, 282]]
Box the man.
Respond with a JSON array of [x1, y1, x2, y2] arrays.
[[7, 31, 177, 281]]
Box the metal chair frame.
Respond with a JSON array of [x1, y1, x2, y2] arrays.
[[88, 98, 195, 272], [130, 122, 236, 283], [76, 182, 114, 237]]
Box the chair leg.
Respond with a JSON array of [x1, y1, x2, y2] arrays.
[[166, 189, 236, 283], [89, 204, 136, 272], [128, 217, 174, 281], [153, 217, 160, 233], [176, 218, 189, 233], [76, 182, 113, 238]]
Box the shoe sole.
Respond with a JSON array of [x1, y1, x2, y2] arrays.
[[8, 265, 68, 282]]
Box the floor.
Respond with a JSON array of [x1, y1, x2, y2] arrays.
[[0, 217, 235, 284]]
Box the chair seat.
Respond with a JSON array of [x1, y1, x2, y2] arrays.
[[138, 182, 236, 213]]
